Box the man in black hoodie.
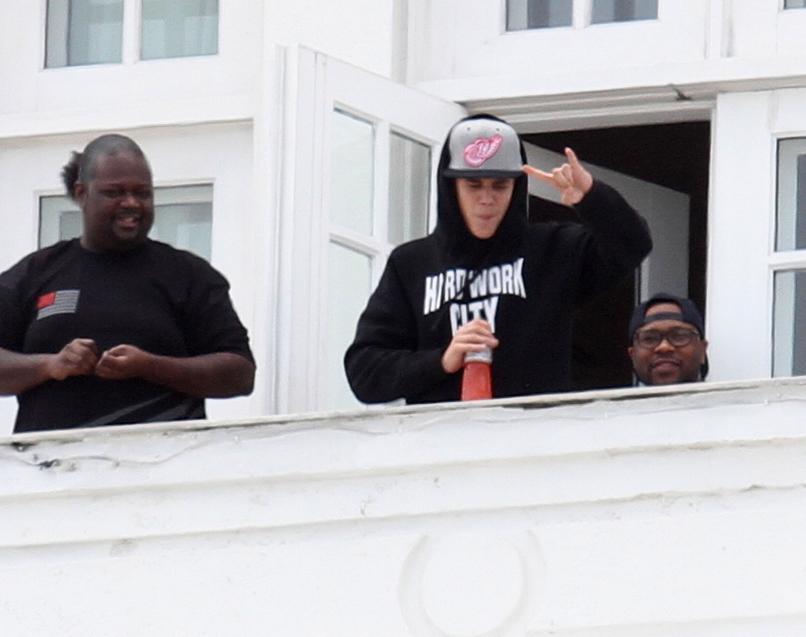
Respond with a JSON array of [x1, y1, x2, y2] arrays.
[[344, 114, 652, 404]]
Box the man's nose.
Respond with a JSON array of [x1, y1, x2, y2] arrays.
[[120, 192, 140, 207], [654, 337, 675, 352], [478, 186, 495, 202]]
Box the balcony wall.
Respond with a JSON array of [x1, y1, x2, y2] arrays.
[[2, 378, 806, 636]]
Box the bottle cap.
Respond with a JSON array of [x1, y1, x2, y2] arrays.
[[464, 347, 493, 364]]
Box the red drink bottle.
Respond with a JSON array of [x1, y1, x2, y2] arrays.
[[461, 348, 493, 400]]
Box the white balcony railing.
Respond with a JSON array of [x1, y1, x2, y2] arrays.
[[2, 378, 806, 636]]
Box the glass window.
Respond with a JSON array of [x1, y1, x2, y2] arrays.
[[326, 244, 372, 409], [507, 0, 573, 30], [325, 117, 431, 409], [38, 184, 214, 261], [45, 0, 123, 68], [141, 0, 219, 60], [773, 270, 806, 376], [591, 0, 658, 24], [330, 110, 375, 235], [773, 138, 806, 377], [388, 133, 431, 245], [785, 0, 806, 8], [776, 138, 806, 251]]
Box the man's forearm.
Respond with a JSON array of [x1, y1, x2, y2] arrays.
[[139, 351, 255, 398], [0, 348, 54, 395]]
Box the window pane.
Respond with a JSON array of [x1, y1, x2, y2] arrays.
[[330, 110, 374, 235], [507, 0, 572, 30], [591, 0, 658, 24], [149, 186, 214, 261], [38, 184, 213, 261], [773, 270, 806, 377], [141, 0, 219, 60], [46, 0, 123, 68], [776, 138, 806, 251], [785, 0, 806, 8], [388, 133, 431, 245], [326, 243, 371, 410], [39, 197, 82, 246]]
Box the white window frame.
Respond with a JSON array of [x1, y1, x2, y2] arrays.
[[44, 0, 126, 68], [706, 88, 806, 382], [42, 0, 219, 69], [139, 0, 219, 61], [771, 137, 806, 376], [504, 0, 659, 32]]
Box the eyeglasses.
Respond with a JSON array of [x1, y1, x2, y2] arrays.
[[634, 327, 700, 349]]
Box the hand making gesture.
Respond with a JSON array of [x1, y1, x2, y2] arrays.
[[522, 147, 593, 206]]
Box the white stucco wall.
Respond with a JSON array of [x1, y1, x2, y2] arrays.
[[0, 1, 401, 142], [409, 0, 709, 85], [2, 379, 806, 635], [263, 0, 400, 79], [0, 3, 263, 138], [409, 1, 806, 102]]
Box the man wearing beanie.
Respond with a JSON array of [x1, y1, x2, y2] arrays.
[[628, 292, 709, 385], [344, 114, 652, 403]]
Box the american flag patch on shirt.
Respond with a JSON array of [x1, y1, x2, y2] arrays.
[[36, 289, 80, 320]]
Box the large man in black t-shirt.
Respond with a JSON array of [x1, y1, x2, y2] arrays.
[[0, 134, 255, 432]]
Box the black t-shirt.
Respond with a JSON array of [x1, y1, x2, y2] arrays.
[[0, 239, 254, 432]]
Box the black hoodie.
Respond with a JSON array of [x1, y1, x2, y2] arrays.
[[344, 114, 652, 404]]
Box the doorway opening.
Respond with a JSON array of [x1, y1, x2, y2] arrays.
[[521, 121, 711, 389]]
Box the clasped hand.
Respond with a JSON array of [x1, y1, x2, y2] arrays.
[[47, 338, 149, 381]]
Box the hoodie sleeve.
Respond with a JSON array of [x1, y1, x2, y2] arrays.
[[344, 255, 450, 404], [572, 179, 653, 302]]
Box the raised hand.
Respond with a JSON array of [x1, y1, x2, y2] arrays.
[[441, 319, 499, 374], [522, 147, 593, 206]]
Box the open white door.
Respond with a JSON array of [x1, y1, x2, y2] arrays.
[[276, 47, 466, 413]]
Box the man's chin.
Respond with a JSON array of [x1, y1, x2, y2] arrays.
[[110, 234, 148, 251], [650, 373, 682, 385]]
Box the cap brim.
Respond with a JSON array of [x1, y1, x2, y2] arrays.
[[443, 168, 524, 179]]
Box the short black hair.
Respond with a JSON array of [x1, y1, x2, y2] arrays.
[[61, 134, 149, 200]]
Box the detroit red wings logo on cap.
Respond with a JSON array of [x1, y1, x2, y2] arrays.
[[463, 134, 503, 167]]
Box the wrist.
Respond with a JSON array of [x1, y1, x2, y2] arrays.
[[441, 350, 461, 374], [43, 353, 64, 382]]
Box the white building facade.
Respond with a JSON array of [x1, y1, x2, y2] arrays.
[[2, 1, 806, 430], [3, 3, 806, 634]]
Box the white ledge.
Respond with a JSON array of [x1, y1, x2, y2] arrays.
[[2, 378, 806, 635]]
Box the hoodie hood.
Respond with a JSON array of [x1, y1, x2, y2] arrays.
[[433, 114, 529, 264]]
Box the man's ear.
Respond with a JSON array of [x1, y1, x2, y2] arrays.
[[700, 339, 709, 363], [72, 181, 87, 205]]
